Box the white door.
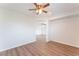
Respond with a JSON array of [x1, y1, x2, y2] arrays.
[[36, 21, 48, 42]]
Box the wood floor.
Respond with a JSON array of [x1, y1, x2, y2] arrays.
[[0, 41, 79, 56]]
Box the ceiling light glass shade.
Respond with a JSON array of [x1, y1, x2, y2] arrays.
[[36, 9, 43, 15]]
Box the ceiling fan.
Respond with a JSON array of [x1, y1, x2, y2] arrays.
[[29, 3, 50, 15]]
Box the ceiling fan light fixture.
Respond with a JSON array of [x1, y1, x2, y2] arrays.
[[29, 3, 50, 15]]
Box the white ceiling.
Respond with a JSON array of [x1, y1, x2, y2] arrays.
[[0, 3, 79, 20]]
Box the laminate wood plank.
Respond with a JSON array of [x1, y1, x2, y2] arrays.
[[47, 42, 72, 56], [30, 42, 50, 56], [25, 43, 43, 56], [11, 49, 19, 56], [48, 41, 79, 55], [0, 41, 79, 56], [0, 51, 7, 56]]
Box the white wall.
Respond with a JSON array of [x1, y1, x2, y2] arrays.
[[48, 14, 79, 48], [0, 8, 37, 51]]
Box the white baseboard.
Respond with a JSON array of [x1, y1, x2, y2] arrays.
[[0, 40, 36, 52], [49, 40, 79, 48]]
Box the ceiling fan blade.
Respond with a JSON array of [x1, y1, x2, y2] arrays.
[[34, 3, 38, 7], [43, 3, 50, 8], [43, 10, 48, 13], [29, 9, 36, 11]]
